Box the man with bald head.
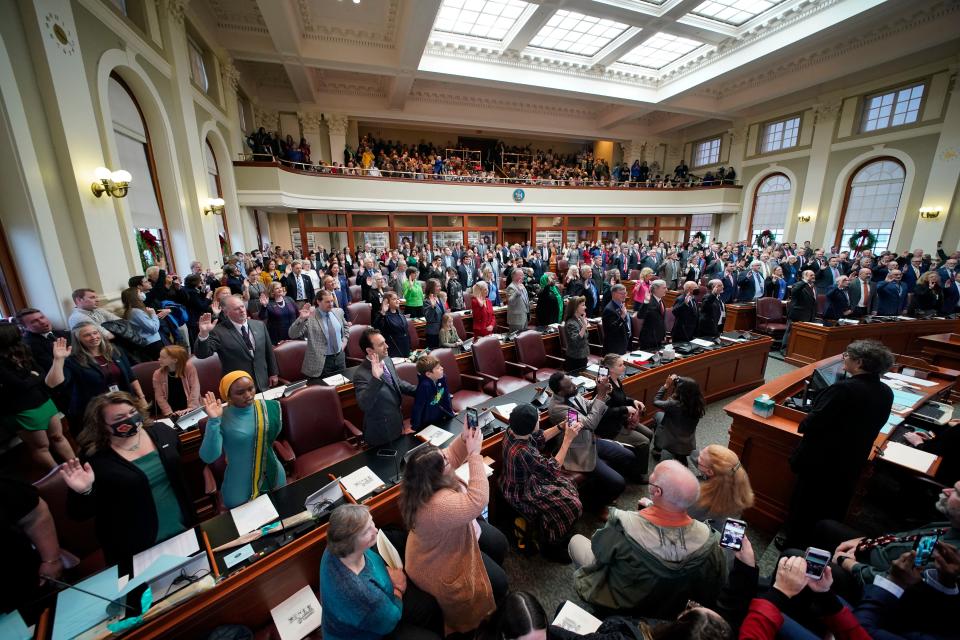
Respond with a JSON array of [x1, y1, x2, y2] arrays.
[[823, 275, 853, 320], [780, 269, 818, 355], [194, 294, 278, 391], [568, 460, 726, 616], [848, 268, 876, 317]]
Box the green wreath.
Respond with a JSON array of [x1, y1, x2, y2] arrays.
[[693, 231, 707, 244], [848, 229, 877, 253], [754, 229, 776, 247]]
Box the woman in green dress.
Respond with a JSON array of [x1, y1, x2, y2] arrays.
[[199, 370, 285, 509]]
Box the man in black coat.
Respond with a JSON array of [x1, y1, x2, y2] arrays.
[[601, 284, 633, 355], [671, 281, 699, 343], [17, 308, 71, 373], [780, 270, 817, 355], [784, 339, 895, 547], [282, 260, 315, 307], [457, 255, 479, 289], [635, 280, 668, 351], [696, 280, 726, 338], [823, 276, 852, 320]]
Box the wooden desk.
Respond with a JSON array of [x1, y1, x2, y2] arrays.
[[918, 332, 960, 370], [72, 336, 770, 640], [785, 318, 960, 366], [724, 356, 951, 531]]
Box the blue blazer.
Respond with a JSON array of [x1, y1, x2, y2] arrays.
[[875, 281, 908, 315], [737, 271, 764, 302], [943, 279, 960, 314], [823, 286, 851, 320], [411, 375, 454, 430], [720, 274, 738, 303]]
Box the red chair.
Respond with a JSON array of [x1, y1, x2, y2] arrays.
[[558, 258, 569, 275], [472, 336, 534, 396], [558, 322, 601, 365], [628, 269, 641, 281], [274, 340, 307, 384], [347, 302, 371, 326], [816, 294, 827, 317], [346, 324, 369, 366], [132, 361, 163, 411], [450, 312, 471, 340], [407, 318, 420, 351], [275, 386, 362, 479], [756, 297, 788, 341], [664, 308, 676, 333], [348, 285, 363, 302], [190, 353, 222, 398], [432, 347, 491, 412], [513, 330, 565, 382], [395, 362, 419, 428], [462, 291, 474, 313], [630, 315, 645, 351], [34, 465, 105, 577]]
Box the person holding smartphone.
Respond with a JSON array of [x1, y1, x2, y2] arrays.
[[594, 354, 651, 481], [652, 374, 705, 466]]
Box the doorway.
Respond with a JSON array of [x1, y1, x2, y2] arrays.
[[503, 230, 528, 246]]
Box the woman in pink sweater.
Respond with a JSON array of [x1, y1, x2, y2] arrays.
[[151, 345, 200, 417], [401, 425, 508, 635]]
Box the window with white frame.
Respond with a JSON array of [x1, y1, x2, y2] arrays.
[[693, 137, 721, 168], [188, 38, 209, 93], [761, 116, 800, 153], [839, 160, 904, 253], [861, 84, 924, 132], [751, 174, 791, 242], [689, 214, 713, 243]]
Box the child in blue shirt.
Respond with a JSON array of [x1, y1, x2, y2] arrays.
[[411, 354, 454, 430]]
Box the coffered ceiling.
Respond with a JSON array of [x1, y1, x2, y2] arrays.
[[189, 0, 960, 141]]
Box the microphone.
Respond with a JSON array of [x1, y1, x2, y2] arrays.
[[42, 575, 136, 614]]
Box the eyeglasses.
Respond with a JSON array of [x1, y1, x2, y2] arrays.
[[648, 483, 662, 494]]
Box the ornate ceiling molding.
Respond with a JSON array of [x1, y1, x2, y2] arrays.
[[297, 0, 400, 48], [208, 0, 267, 35], [406, 89, 600, 120], [316, 72, 386, 98]]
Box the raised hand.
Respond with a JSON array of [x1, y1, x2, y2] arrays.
[[52, 337, 71, 360], [198, 313, 217, 337], [462, 420, 483, 455], [259, 292, 269, 307], [201, 391, 223, 418], [369, 352, 384, 380], [299, 303, 313, 319], [60, 458, 95, 494], [736, 535, 756, 568]]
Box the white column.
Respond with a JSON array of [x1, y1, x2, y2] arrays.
[[912, 77, 960, 250], [796, 100, 842, 246], [218, 56, 253, 252], [299, 111, 323, 163], [326, 113, 348, 165], [347, 117, 359, 151]]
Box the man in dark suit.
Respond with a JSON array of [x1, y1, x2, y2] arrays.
[[937, 258, 957, 287], [720, 265, 738, 304], [457, 255, 478, 289], [17, 308, 71, 373], [814, 256, 842, 295], [847, 268, 876, 317], [601, 284, 633, 355], [943, 271, 960, 314], [671, 281, 699, 343], [283, 260, 315, 307], [527, 251, 545, 281], [780, 270, 817, 355], [194, 295, 278, 391], [737, 261, 765, 302], [696, 280, 726, 338], [900, 256, 925, 291], [875, 269, 908, 316], [784, 340, 894, 547], [581, 266, 601, 318], [635, 280, 668, 351], [352, 327, 417, 447], [823, 276, 853, 320]]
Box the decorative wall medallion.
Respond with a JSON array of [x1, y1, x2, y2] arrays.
[[44, 13, 76, 56], [512, 189, 525, 203]]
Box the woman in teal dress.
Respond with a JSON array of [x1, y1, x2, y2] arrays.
[[199, 370, 285, 509]]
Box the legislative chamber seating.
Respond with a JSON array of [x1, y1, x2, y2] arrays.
[[273, 339, 308, 384], [513, 330, 565, 382], [190, 353, 223, 397], [472, 335, 535, 396], [275, 386, 362, 479], [755, 297, 787, 341], [347, 302, 372, 326], [431, 347, 492, 412], [345, 324, 369, 366]]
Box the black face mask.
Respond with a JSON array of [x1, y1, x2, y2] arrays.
[[109, 413, 143, 438]]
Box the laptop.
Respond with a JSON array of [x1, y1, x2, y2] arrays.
[[304, 479, 345, 518]]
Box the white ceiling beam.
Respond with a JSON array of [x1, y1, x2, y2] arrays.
[[282, 63, 317, 103], [594, 28, 649, 67], [255, 0, 301, 56], [663, 21, 730, 46], [596, 104, 651, 128], [503, 2, 559, 52], [647, 112, 701, 135], [387, 74, 416, 110], [395, 0, 444, 69]]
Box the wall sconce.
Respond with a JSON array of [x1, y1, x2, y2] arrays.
[[797, 213, 813, 223], [204, 197, 226, 216], [91, 167, 131, 198], [919, 207, 942, 219]]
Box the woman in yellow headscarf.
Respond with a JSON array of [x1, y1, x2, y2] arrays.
[[199, 371, 285, 508]]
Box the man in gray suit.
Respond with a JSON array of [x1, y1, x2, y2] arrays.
[[658, 252, 682, 291], [847, 267, 876, 317], [352, 327, 417, 447], [194, 295, 278, 391], [505, 268, 531, 333], [288, 290, 349, 383]]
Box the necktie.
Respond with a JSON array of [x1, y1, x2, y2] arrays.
[[754, 273, 762, 298], [832, 268, 839, 281], [296, 276, 304, 300], [240, 325, 254, 353], [323, 312, 339, 355], [659, 299, 664, 315], [382, 362, 396, 390], [861, 281, 868, 307]]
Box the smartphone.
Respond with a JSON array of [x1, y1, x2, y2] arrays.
[[914, 533, 940, 567], [597, 365, 609, 378], [376, 448, 398, 458], [803, 547, 832, 579], [719, 518, 747, 550], [466, 407, 479, 431], [567, 408, 578, 425]]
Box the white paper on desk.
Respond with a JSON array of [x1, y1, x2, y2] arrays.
[[882, 442, 938, 472], [323, 373, 349, 387], [417, 425, 454, 446], [391, 356, 409, 366], [231, 494, 280, 535], [885, 372, 936, 387], [552, 600, 603, 635], [691, 338, 715, 348], [132, 529, 200, 577], [454, 460, 494, 483], [493, 402, 517, 419], [570, 375, 597, 390], [341, 466, 386, 501], [897, 316, 916, 321], [585, 363, 601, 373], [629, 350, 655, 360], [270, 585, 322, 640], [257, 386, 286, 401]]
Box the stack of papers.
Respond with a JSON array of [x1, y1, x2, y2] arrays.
[[570, 375, 597, 391], [891, 388, 925, 409], [270, 585, 322, 640], [454, 459, 495, 483], [416, 425, 455, 446], [492, 403, 517, 419], [231, 494, 280, 535], [882, 442, 938, 472], [691, 338, 716, 348], [552, 601, 603, 634], [340, 466, 386, 501], [257, 387, 286, 401], [885, 372, 936, 387], [323, 373, 350, 387], [880, 413, 904, 435], [376, 530, 402, 569], [132, 529, 200, 577]]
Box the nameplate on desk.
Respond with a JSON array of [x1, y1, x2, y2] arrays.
[[257, 387, 286, 401], [322, 374, 350, 387], [690, 338, 716, 348], [270, 585, 322, 640], [491, 403, 518, 422], [390, 357, 409, 366], [340, 466, 386, 501], [223, 544, 255, 569]]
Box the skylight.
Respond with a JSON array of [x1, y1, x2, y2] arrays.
[[433, 0, 531, 41], [617, 32, 704, 69], [690, 0, 785, 26], [528, 10, 629, 57]]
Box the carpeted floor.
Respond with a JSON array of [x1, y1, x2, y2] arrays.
[[501, 352, 799, 616]]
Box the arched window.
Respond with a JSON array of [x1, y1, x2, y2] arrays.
[[204, 139, 230, 256], [749, 173, 791, 243], [108, 73, 174, 271], [837, 158, 904, 253]]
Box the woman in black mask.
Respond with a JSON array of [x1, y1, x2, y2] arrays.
[[61, 391, 195, 564]]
